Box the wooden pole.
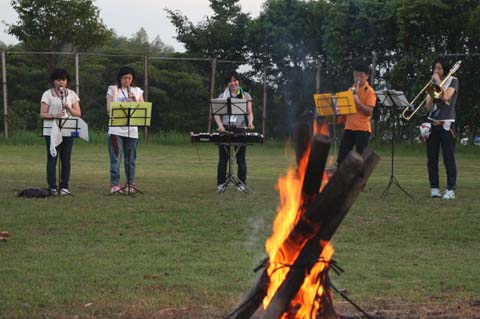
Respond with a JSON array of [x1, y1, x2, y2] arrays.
[[2, 51, 8, 139], [144, 55, 149, 142], [75, 52, 80, 96], [370, 51, 377, 85], [208, 58, 217, 133], [315, 56, 322, 94], [371, 51, 378, 138], [262, 66, 267, 140]]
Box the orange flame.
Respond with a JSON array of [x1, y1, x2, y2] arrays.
[[313, 119, 329, 136], [263, 127, 333, 318], [291, 241, 334, 318]]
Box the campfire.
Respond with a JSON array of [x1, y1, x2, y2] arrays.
[[226, 120, 380, 319]]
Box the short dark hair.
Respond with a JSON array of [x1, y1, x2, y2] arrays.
[[50, 69, 70, 85], [116, 66, 136, 87], [432, 57, 450, 75], [352, 62, 370, 74], [224, 71, 240, 85]]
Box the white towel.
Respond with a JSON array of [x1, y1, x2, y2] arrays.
[[49, 120, 63, 157]]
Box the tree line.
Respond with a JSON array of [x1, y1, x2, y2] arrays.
[[2, 0, 480, 140]]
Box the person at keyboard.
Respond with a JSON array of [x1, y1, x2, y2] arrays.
[[214, 71, 254, 192]]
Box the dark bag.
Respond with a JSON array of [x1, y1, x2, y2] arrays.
[[18, 188, 51, 198]]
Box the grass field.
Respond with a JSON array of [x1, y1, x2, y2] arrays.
[[1, 135, 479, 318]]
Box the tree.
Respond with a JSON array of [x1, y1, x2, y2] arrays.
[[6, 0, 111, 69], [166, 0, 250, 61]]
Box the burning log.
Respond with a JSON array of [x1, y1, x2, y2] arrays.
[[293, 122, 312, 165], [226, 133, 330, 319], [302, 135, 330, 199], [262, 149, 380, 319], [227, 149, 379, 319]]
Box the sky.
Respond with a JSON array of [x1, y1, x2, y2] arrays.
[[0, 0, 264, 52]]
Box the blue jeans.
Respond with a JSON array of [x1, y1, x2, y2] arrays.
[[108, 135, 138, 186]]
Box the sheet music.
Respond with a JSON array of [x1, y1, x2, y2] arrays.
[[376, 90, 410, 107], [211, 98, 248, 115]]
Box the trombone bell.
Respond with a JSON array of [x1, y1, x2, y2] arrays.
[[426, 83, 443, 100]]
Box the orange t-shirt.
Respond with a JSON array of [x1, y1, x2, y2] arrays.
[[345, 82, 377, 133]]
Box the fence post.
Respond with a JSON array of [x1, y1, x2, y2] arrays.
[[315, 55, 323, 93], [75, 52, 80, 97], [208, 58, 217, 133], [262, 66, 267, 141], [370, 51, 377, 85], [144, 55, 149, 142], [371, 51, 378, 138], [2, 50, 8, 139]]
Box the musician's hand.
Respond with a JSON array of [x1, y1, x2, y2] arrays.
[[248, 123, 255, 130], [432, 73, 441, 84], [63, 104, 72, 113], [53, 112, 65, 118], [353, 94, 361, 105], [128, 94, 137, 102], [218, 126, 226, 132]]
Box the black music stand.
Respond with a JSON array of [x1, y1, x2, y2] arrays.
[[108, 102, 151, 196], [42, 117, 82, 196], [376, 90, 414, 200], [211, 98, 252, 194]]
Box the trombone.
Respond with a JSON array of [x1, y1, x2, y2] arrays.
[[401, 60, 461, 121]]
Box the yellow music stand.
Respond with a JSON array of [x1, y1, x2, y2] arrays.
[[313, 90, 356, 117], [109, 102, 152, 127]]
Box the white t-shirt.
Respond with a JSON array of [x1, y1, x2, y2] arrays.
[[41, 88, 80, 117], [106, 85, 144, 138]]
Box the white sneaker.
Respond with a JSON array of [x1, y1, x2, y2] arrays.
[[60, 188, 72, 196], [217, 184, 225, 193], [237, 184, 246, 192], [50, 188, 58, 196], [442, 189, 455, 200], [430, 188, 442, 198]]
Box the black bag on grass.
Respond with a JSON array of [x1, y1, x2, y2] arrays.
[[18, 188, 51, 198]]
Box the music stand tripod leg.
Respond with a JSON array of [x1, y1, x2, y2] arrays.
[[380, 90, 414, 200], [218, 143, 252, 194], [219, 143, 232, 193], [231, 144, 253, 193]]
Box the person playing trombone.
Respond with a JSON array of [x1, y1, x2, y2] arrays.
[[336, 62, 377, 165], [425, 57, 459, 200]]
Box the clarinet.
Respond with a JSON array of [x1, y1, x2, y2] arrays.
[[60, 86, 66, 117]]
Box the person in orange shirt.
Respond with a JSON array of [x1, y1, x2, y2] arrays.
[[336, 62, 377, 165]]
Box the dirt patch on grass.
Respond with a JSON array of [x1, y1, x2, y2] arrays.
[[138, 300, 480, 319]]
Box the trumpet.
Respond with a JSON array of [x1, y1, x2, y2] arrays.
[[402, 60, 461, 121], [351, 80, 360, 94]]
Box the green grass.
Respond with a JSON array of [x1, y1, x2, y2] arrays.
[[0, 139, 479, 318]]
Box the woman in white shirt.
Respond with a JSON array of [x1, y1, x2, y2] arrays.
[[106, 67, 144, 194], [39, 69, 81, 196]]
